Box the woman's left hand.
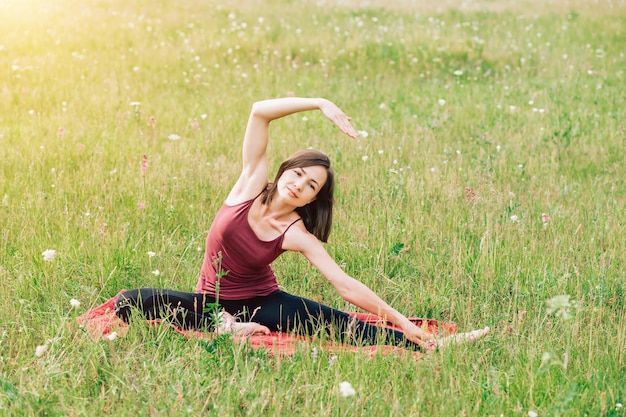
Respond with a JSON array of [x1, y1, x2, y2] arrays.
[[318, 99, 358, 139]]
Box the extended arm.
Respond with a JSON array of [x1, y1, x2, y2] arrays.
[[226, 98, 357, 204], [283, 227, 434, 346]]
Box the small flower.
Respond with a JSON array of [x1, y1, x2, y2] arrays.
[[616, 403, 623, 409], [137, 202, 145, 210], [311, 347, 318, 359], [453, 69, 463, 76], [361, 155, 368, 162], [148, 116, 156, 128], [191, 120, 199, 130], [140, 154, 149, 171], [339, 381, 356, 397], [152, 269, 160, 276], [541, 213, 551, 223], [70, 298, 81, 308], [438, 99, 446, 106], [129, 101, 141, 107], [510, 215, 519, 222], [546, 294, 576, 320], [329, 355, 338, 365], [168, 134, 180, 140], [147, 251, 156, 257], [357, 130, 369, 138], [106, 332, 118, 341], [528, 411, 538, 417], [35, 345, 47, 357], [42, 249, 57, 262], [57, 127, 65, 138]]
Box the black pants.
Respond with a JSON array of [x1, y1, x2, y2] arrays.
[[114, 288, 418, 348]]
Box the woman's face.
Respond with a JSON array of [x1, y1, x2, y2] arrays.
[[277, 165, 328, 207]]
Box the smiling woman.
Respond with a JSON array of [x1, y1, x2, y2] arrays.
[[113, 97, 490, 351]]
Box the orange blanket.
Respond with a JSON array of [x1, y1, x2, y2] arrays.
[[77, 291, 457, 358]]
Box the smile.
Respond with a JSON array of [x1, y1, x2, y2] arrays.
[[288, 189, 298, 198]]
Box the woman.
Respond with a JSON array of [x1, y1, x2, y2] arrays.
[[115, 97, 489, 350]]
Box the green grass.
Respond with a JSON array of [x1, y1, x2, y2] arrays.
[[1, 0, 625, 415]]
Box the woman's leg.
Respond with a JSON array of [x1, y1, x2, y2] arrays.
[[114, 288, 218, 330], [220, 290, 417, 348]]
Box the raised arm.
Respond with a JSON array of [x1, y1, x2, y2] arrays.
[[283, 227, 434, 347], [226, 98, 357, 205]]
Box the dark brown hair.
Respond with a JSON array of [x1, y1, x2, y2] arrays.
[[260, 149, 334, 242]]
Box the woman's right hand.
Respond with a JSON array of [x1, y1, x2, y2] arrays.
[[318, 99, 358, 139], [400, 320, 437, 350]]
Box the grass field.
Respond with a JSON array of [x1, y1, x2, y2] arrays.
[[1, 0, 625, 415]]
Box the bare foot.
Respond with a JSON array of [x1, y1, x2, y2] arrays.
[[232, 321, 271, 336], [216, 311, 271, 335], [424, 326, 490, 351]]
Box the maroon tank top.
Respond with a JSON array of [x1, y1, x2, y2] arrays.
[[195, 196, 300, 299]]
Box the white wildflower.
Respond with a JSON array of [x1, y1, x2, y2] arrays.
[[107, 332, 118, 341], [70, 299, 81, 308], [339, 381, 356, 397], [546, 294, 576, 320], [357, 130, 369, 138], [42, 249, 57, 262], [528, 411, 538, 417], [438, 99, 446, 106], [147, 251, 156, 257], [152, 270, 160, 276], [35, 345, 47, 357], [168, 134, 180, 140]]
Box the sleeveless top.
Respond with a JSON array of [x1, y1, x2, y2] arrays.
[[195, 196, 301, 299]]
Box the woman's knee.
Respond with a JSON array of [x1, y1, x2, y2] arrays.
[[114, 288, 154, 322]]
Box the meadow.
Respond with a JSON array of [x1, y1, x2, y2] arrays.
[[0, 0, 625, 415]]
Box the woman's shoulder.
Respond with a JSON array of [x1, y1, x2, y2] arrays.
[[282, 220, 320, 252], [224, 185, 267, 206]]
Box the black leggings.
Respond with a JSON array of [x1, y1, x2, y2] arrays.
[[114, 288, 418, 349]]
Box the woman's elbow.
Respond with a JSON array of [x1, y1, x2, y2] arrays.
[[333, 280, 354, 300]]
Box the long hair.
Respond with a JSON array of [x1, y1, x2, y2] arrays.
[[260, 149, 334, 242]]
